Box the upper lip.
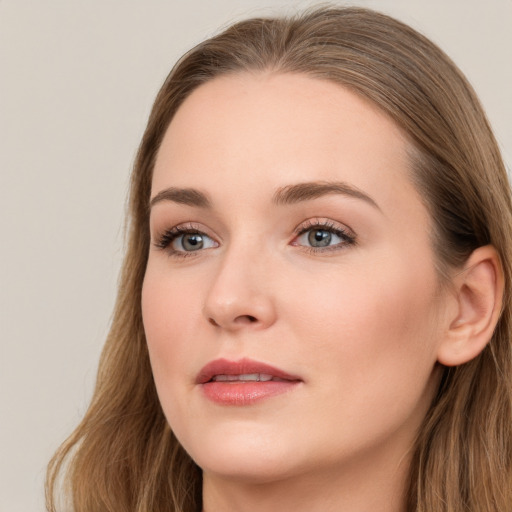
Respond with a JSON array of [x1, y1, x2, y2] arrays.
[[195, 357, 302, 384]]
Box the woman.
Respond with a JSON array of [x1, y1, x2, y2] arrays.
[[46, 6, 512, 512]]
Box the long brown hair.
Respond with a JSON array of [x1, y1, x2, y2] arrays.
[[46, 7, 512, 511]]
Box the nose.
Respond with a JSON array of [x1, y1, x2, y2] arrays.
[[202, 247, 277, 332]]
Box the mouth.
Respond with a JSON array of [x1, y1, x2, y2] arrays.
[[196, 358, 302, 405], [196, 357, 301, 384], [210, 373, 290, 382]]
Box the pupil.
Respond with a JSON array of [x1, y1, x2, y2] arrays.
[[183, 234, 203, 251], [308, 229, 331, 247]]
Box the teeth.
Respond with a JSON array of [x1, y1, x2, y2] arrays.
[[212, 373, 275, 382], [239, 373, 260, 381]]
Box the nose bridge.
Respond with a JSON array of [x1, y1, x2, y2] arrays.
[[203, 235, 277, 330]]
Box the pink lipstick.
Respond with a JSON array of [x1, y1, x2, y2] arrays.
[[196, 358, 302, 405]]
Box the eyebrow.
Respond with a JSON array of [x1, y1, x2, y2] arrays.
[[149, 180, 380, 211], [272, 181, 381, 210], [149, 187, 211, 209]]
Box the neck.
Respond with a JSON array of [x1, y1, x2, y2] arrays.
[[202, 446, 411, 512]]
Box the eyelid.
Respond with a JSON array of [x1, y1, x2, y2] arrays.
[[292, 218, 356, 238], [152, 222, 219, 253], [291, 218, 357, 251]]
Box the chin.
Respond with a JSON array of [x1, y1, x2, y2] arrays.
[[181, 425, 302, 484]]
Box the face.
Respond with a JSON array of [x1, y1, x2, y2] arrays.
[[142, 73, 448, 484]]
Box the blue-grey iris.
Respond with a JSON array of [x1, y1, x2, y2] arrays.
[[308, 229, 331, 247], [182, 234, 204, 251]]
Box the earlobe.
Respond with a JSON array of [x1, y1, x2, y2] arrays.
[[437, 245, 504, 367]]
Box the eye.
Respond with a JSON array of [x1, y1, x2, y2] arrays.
[[292, 221, 356, 251], [173, 232, 217, 252], [302, 228, 338, 248], [154, 225, 218, 256]]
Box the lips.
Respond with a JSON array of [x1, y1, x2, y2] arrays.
[[196, 358, 301, 384], [196, 358, 302, 405]]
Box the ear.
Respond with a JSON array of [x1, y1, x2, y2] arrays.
[[437, 245, 504, 367]]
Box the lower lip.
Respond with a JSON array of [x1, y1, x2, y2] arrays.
[[200, 380, 299, 405]]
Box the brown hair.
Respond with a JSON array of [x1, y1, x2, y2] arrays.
[[46, 7, 512, 511]]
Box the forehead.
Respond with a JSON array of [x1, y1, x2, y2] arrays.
[[152, 72, 419, 215]]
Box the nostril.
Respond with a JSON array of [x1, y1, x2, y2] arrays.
[[235, 315, 258, 324], [207, 314, 259, 328]]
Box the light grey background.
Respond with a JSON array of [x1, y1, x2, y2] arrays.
[[1, 1, 510, 510]]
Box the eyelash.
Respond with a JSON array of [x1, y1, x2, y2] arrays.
[[292, 219, 357, 253], [153, 219, 357, 258], [153, 223, 211, 256]]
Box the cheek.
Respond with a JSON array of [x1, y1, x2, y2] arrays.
[[288, 260, 438, 345], [284, 255, 442, 414], [141, 267, 201, 396]]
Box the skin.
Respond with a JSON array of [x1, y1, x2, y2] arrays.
[[142, 72, 455, 512]]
